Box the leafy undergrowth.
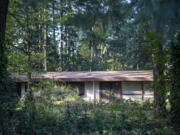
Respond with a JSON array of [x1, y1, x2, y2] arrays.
[[9, 84, 179, 135], [12, 98, 178, 135]]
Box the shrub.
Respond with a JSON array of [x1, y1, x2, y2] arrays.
[[10, 81, 179, 135]]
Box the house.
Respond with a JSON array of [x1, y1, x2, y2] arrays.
[[13, 71, 153, 102]]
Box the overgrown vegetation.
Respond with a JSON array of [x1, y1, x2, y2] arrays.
[[10, 84, 178, 135], [1, 0, 180, 134], [170, 31, 180, 128]]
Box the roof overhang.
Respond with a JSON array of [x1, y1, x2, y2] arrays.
[[11, 71, 153, 83]]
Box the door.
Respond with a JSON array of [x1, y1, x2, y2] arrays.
[[100, 82, 121, 103]]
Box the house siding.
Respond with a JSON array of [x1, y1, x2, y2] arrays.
[[84, 82, 100, 102], [122, 81, 153, 101]]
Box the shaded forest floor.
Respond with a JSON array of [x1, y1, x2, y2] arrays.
[[12, 98, 178, 135]]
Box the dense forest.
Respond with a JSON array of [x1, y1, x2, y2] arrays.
[[0, 0, 180, 135], [6, 0, 153, 72]]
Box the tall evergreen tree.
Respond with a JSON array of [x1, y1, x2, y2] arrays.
[[170, 31, 180, 128]]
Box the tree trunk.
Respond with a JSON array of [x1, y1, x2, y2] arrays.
[[59, 1, 64, 71], [152, 44, 166, 117], [38, 14, 42, 51], [52, 0, 56, 43], [26, 23, 32, 93], [0, 0, 9, 90], [43, 24, 47, 71], [90, 41, 93, 71], [0, 0, 9, 134], [170, 31, 180, 128], [66, 27, 71, 70]]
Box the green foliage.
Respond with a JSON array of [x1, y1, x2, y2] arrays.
[[1, 81, 175, 135], [2, 0, 180, 133], [6, 0, 60, 73], [170, 30, 180, 128], [6, 0, 153, 72], [142, 32, 169, 117], [0, 1, 18, 134], [11, 96, 178, 135], [0, 74, 18, 135], [36, 81, 81, 103]]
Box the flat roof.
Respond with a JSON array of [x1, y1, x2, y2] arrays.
[[12, 71, 153, 82]]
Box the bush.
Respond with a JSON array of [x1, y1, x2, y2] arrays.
[[10, 81, 179, 135]]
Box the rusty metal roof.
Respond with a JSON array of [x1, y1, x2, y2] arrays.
[[12, 71, 153, 82]]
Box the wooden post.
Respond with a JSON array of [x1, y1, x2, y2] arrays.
[[93, 81, 96, 104], [21, 83, 26, 100], [141, 81, 144, 101], [120, 82, 122, 101]]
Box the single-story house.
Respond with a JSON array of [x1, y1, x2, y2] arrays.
[[12, 71, 153, 102]]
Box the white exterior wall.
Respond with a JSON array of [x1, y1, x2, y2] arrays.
[[122, 82, 153, 101], [19, 81, 153, 102], [144, 82, 154, 100], [122, 82, 142, 95], [122, 95, 143, 101], [84, 82, 100, 102], [21, 83, 26, 99], [122, 82, 142, 101], [20, 83, 41, 98]]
